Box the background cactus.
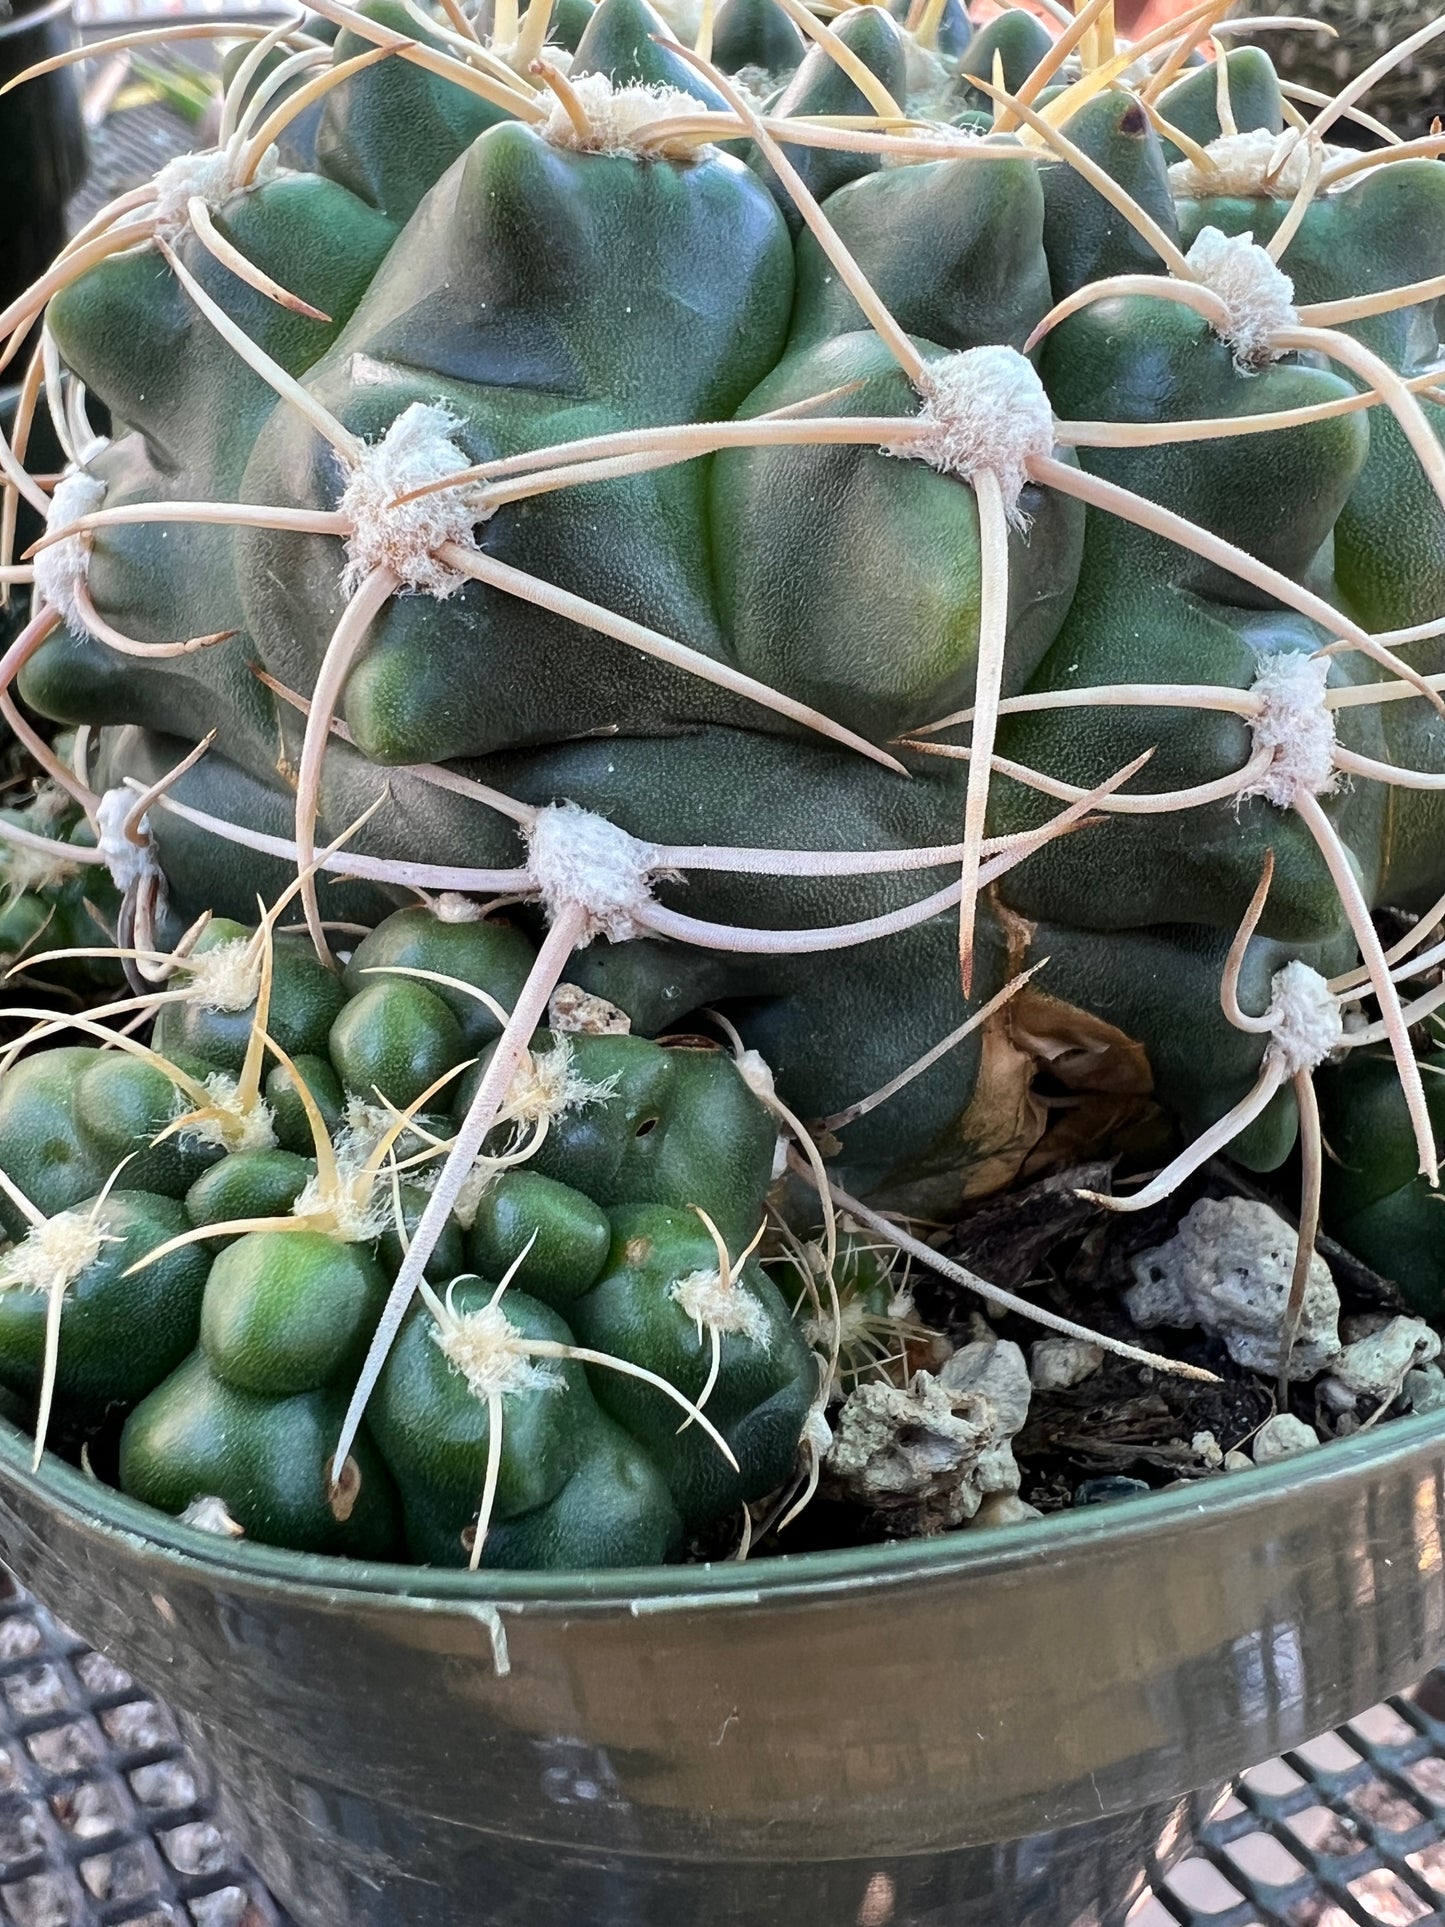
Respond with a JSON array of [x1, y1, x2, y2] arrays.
[[1232, 0, 1445, 135], [5, 0, 1445, 1561]]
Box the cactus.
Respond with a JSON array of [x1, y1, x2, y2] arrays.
[[1231, 0, 1445, 136], [0, 903, 815, 1563], [4, 0, 1445, 1558], [0, 783, 122, 994], [1316, 1044, 1445, 1319]]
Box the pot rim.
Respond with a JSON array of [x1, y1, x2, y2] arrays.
[[6, 1403, 1444, 1610]]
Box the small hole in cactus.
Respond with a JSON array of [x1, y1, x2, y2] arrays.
[[634, 1117, 660, 1139], [1119, 102, 1146, 136]]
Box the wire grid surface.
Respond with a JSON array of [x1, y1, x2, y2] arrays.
[[0, 1572, 285, 1927], [1133, 1686, 1445, 1927]]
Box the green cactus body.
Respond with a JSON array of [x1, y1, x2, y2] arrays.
[[1318, 1050, 1445, 1317], [21, 5, 1400, 1209], [0, 1191, 209, 1418], [0, 795, 122, 991], [120, 1352, 404, 1556], [520, 1032, 779, 1249], [265, 1054, 345, 1152], [567, 1203, 814, 1523], [465, 1170, 613, 1301], [371, 1281, 619, 1564], [153, 920, 349, 1078], [185, 1149, 316, 1244], [0, 904, 811, 1562]]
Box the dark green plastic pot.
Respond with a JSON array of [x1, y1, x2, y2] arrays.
[[0, 1409, 1443, 1927]]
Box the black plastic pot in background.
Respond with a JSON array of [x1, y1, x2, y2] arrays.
[[0, 0, 87, 321], [0, 0, 87, 651]]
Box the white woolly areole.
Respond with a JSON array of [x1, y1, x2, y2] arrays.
[[292, 1168, 386, 1243], [177, 1494, 245, 1537], [29, 783, 72, 829], [149, 145, 278, 243], [332, 1096, 395, 1170], [95, 788, 162, 895], [803, 1275, 916, 1359], [181, 936, 261, 1012], [885, 346, 1055, 529], [1184, 226, 1297, 369], [339, 403, 490, 599], [526, 803, 666, 945], [332, 1096, 440, 1176], [434, 1301, 563, 1400], [727, 64, 783, 113], [182, 1074, 277, 1154], [1264, 960, 1344, 1075], [1168, 128, 1316, 205], [449, 1043, 619, 1225], [452, 1161, 501, 1232], [880, 113, 969, 169], [1241, 651, 1338, 808], [1, 1211, 108, 1295], [434, 891, 483, 924], [669, 1267, 772, 1345], [505, 1034, 619, 1126], [4, 844, 79, 898], [541, 74, 707, 158], [34, 471, 105, 636]]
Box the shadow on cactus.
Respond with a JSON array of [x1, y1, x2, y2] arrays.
[[3, 0, 1445, 1565]]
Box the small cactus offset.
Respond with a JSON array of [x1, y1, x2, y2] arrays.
[[0, 904, 814, 1563], [4, 0, 1445, 1563], [0, 775, 122, 995]]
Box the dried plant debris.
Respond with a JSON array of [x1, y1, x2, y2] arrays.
[[1016, 1354, 1275, 1483], [946, 1164, 1115, 1295]]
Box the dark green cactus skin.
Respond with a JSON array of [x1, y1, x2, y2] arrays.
[[0, 904, 814, 1565], [522, 1033, 779, 1249], [710, 0, 806, 80], [565, 1203, 813, 1525], [0, 795, 122, 991], [21, 0, 1445, 1219], [120, 1353, 405, 1557], [0, 1192, 209, 1418], [1318, 1049, 1445, 1318], [466, 1170, 613, 1300]]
